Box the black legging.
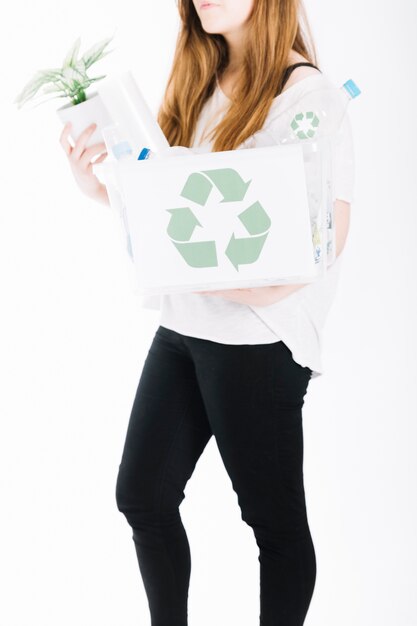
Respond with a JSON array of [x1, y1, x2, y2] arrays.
[[115, 325, 316, 626]]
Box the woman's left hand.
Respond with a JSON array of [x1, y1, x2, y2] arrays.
[[195, 287, 270, 306], [195, 281, 309, 307]]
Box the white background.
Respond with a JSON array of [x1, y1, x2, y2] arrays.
[[1, 1, 416, 625]]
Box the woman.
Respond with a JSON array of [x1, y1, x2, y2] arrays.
[[59, 1, 355, 624]]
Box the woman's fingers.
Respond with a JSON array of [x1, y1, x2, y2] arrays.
[[85, 150, 108, 174], [70, 123, 97, 161], [59, 122, 73, 157], [79, 142, 107, 170], [91, 151, 108, 164], [59, 121, 110, 201]]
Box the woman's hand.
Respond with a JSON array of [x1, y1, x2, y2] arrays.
[[59, 121, 109, 206], [195, 287, 270, 306], [196, 281, 309, 306]]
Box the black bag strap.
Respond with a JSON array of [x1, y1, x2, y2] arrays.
[[276, 62, 322, 97]]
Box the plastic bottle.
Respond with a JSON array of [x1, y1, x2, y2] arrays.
[[274, 79, 361, 145], [96, 70, 170, 158], [264, 78, 361, 268]]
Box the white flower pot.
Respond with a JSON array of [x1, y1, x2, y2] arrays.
[[56, 91, 113, 148]]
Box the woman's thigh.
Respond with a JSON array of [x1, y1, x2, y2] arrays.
[[115, 327, 213, 515], [185, 338, 313, 533]]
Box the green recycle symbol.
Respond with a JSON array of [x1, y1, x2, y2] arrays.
[[165, 168, 272, 271], [290, 110, 320, 139]]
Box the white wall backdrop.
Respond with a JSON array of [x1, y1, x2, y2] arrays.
[[1, 1, 416, 625]]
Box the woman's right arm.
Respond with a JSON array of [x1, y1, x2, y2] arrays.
[[59, 121, 110, 207]]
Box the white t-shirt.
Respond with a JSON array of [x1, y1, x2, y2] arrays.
[[143, 72, 356, 379]]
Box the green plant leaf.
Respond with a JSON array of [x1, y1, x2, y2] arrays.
[[62, 36, 81, 68], [81, 35, 114, 69], [42, 83, 67, 94], [14, 32, 115, 109], [25, 92, 73, 110], [62, 66, 87, 83], [72, 59, 87, 75], [84, 74, 107, 85], [13, 68, 63, 108]]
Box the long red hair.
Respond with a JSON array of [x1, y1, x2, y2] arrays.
[[157, 0, 319, 152]]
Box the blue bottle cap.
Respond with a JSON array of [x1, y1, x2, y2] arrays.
[[343, 79, 361, 99], [112, 141, 133, 160], [138, 147, 151, 160]]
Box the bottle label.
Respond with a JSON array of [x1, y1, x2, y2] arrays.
[[138, 147, 152, 160]]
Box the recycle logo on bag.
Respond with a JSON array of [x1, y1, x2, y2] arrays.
[[165, 168, 272, 271], [290, 110, 320, 139]]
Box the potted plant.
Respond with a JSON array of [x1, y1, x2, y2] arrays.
[[13, 34, 115, 148]]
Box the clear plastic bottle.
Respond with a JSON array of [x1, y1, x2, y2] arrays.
[[96, 70, 171, 158], [274, 79, 361, 145], [263, 79, 361, 269]]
